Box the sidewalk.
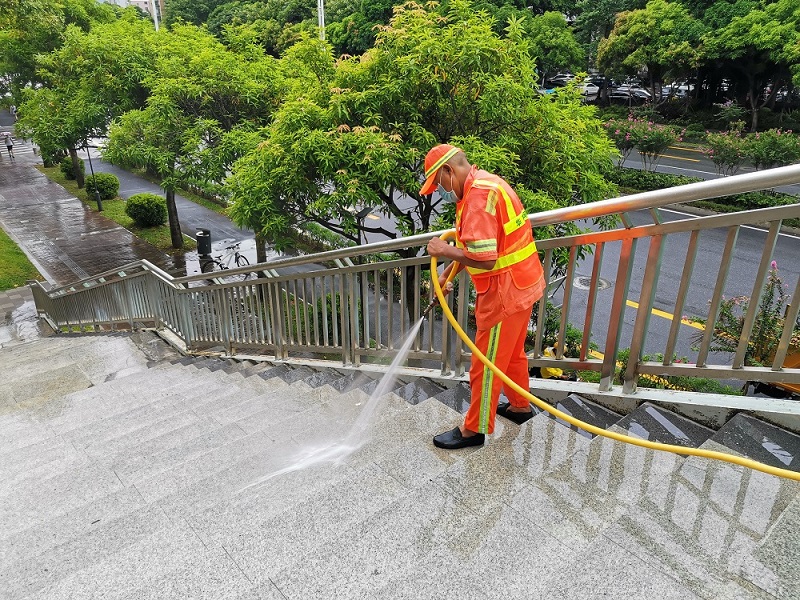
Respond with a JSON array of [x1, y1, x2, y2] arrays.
[[0, 109, 257, 287]]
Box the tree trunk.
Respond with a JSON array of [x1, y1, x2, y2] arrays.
[[256, 233, 267, 264], [70, 147, 85, 188], [165, 187, 183, 249]]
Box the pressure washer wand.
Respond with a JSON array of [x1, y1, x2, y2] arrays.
[[422, 298, 438, 318]]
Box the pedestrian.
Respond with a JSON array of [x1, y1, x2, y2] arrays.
[[422, 144, 547, 449], [9, 105, 16, 121], [3, 131, 14, 159]]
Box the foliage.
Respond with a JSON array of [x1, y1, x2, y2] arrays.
[[604, 116, 681, 170], [714, 100, 746, 129], [597, 0, 705, 95], [85, 173, 119, 200], [0, 226, 42, 290], [703, 129, 747, 175], [60, 155, 85, 180], [125, 193, 168, 227], [525, 12, 585, 80], [744, 129, 800, 170], [690, 261, 798, 367], [607, 167, 702, 190], [228, 2, 617, 255]]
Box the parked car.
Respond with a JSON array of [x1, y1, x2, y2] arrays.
[[608, 89, 651, 105], [614, 84, 652, 99], [579, 82, 600, 102]]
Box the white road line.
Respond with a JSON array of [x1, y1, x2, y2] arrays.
[[654, 207, 800, 240]]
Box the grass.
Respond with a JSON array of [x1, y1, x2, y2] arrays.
[[0, 226, 42, 291], [36, 165, 196, 253], [127, 167, 229, 216]]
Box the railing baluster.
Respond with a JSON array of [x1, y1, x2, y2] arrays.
[[387, 268, 394, 351], [557, 246, 578, 359], [310, 276, 319, 347], [696, 226, 739, 368], [664, 230, 699, 365], [623, 235, 664, 393], [534, 249, 553, 358], [734, 221, 782, 369], [600, 238, 635, 391], [581, 242, 605, 362]]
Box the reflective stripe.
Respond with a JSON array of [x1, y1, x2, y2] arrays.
[[479, 322, 501, 433], [425, 147, 461, 179], [467, 240, 537, 275], [472, 179, 528, 235], [466, 239, 497, 253]]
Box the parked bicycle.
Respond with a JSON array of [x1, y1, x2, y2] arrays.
[[200, 242, 251, 281]]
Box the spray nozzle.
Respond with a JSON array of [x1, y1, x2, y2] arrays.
[[423, 299, 438, 318]]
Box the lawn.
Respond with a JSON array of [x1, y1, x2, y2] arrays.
[[0, 226, 42, 291], [36, 165, 196, 253]]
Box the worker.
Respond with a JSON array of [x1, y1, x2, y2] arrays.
[[422, 144, 546, 449]]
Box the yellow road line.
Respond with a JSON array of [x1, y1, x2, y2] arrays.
[[589, 349, 604, 359], [626, 299, 705, 330], [660, 154, 701, 163], [668, 145, 705, 154]]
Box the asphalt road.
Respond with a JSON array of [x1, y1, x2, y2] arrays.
[[559, 206, 800, 363], [624, 144, 800, 196]]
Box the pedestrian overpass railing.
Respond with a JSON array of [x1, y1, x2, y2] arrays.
[[30, 164, 800, 409]]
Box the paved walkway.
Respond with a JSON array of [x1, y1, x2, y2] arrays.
[[0, 110, 258, 287]]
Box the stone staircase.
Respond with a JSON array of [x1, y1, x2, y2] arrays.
[[0, 332, 798, 599]]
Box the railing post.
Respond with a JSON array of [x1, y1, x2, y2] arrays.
[[623, 235, 664, 393], [600, 237, 635, 391]]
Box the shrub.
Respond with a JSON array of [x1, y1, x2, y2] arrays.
[[59, 155, 85, 180], [604, 117, 681, 171], [703, 130, 747, 175], [607, 167, 701, 191], [125, 193, 167, 227], [85, 173, 119, 201], [744, 129, 800, 170]]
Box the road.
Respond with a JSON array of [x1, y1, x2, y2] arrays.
[[624, 145, 800, 197], [558, 206, 799, 365]]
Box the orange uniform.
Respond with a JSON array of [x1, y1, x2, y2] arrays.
[[455, 166, 545, 434]]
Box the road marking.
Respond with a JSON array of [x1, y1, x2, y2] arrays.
[[668, 145, 705, 154], [660, 154, 701, 163], [653, 207, 800, 240], [366, 214, 380, 220], [626, 299, 705, 330]]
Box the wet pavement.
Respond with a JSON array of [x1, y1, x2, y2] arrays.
[[0, 109, 259, 286], [0, 287, 49, 348]]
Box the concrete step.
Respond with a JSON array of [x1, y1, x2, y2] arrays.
[[711, 413, 800, 473]]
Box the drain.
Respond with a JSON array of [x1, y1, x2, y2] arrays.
[[574, 276, 611, 291]]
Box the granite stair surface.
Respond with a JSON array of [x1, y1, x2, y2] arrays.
[[0, 331, 798, 599]]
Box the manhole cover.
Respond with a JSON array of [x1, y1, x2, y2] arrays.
[[574, 276, 612, 291]]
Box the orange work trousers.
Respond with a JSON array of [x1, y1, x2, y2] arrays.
[[465, 305, 533, 435]]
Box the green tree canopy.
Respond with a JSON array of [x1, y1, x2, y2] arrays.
[[526, 11, 585, 80], [597, 0, 705, 96], [228, 1, 616, 252]]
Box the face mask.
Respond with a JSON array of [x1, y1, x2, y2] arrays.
[[437, 169, 458, 203]]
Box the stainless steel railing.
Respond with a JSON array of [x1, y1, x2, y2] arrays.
[[30, 164, 800, 399]]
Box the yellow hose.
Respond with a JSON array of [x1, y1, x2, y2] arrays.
[[429, 231, 800, 482]]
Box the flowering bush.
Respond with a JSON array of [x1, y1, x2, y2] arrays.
[[703, 130, 747, 175], [604, 116, 680, 171], [691, 261, 798, 367], [744, 129, 800, 170]]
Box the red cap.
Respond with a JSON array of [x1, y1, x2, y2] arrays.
[[419, 144, 461, 195]]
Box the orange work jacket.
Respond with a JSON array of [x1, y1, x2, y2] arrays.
[[455, 167, 545, 328]]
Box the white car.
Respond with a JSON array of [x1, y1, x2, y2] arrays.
[[579, 82, 600, 102]]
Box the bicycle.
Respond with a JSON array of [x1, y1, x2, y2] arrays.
[[200, 242, 251, 281]]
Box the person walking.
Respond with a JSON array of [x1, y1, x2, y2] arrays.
[[422, 144, 546, 449], [3, 132, 14, 159]]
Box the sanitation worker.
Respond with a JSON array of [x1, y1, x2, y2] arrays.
[[422, 144, 546, 449]]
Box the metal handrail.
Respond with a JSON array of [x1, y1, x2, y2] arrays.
[[30, 163, 800, 415], [170, 163, 800, 283]]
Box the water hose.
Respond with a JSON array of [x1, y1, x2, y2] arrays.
[[429, 231, 800, 482]]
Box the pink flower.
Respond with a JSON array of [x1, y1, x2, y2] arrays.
[[771, 260, 777, 269]]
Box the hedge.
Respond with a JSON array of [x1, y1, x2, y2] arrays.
[[85, 173, 120, 201], [59, 155, 85, 180], [125, 193, 167, 227]]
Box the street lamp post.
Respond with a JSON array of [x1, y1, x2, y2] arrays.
[[317, 0, 325, 40], [85, 144, 103, 211]]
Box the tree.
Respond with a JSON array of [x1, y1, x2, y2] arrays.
[[703, 0, 800, 130], [574, 0, 645, 62], [0, 0, 116, 96], [597, 0, 705, 99], [526, 11, 585, 82], [105, 24, 284, 249], [227, 1, 617, 255], [163, 0, 229, 26], [17, 12, 159, 174]]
